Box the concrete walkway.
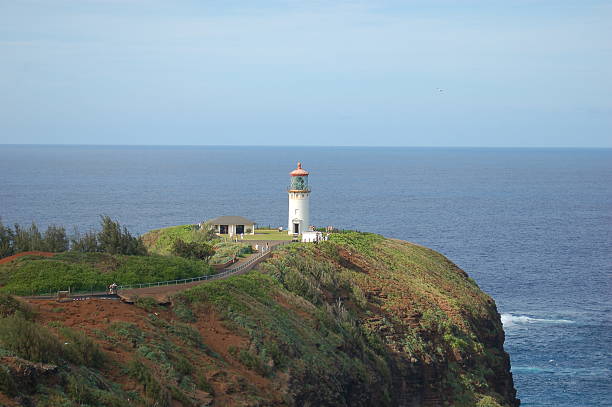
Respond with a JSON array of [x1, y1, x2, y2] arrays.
[[117, 240, 288, 303], [22, 241, 289, 304]]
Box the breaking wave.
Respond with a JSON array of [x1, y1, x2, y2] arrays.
[[501, 313, 574, 327]]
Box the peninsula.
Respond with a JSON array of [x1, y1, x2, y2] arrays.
[[0, 229, 519, 406]]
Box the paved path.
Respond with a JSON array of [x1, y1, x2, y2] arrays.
[[22, 241, 288, 304], [117, 241, 287, 303]]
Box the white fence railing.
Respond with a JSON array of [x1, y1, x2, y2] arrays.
[[117, 243, 287, 291]]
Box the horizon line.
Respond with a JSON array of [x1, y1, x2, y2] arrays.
[[1, 143, 611, 150]]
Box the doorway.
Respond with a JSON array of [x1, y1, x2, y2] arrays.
[[236, 225, 245, 234], [293, 223, 300, 234]]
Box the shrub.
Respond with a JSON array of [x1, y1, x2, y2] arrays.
[[43, 225, 69, 252], [0, 365, 17, 396], [0, 219, 15, 258], [110, 322, 145, 347], [228, 346, 270, 376], [170, 322, 205, 349], [172, 239, 215, 262], [209, 241, 252, 264], [134, 296, 158, 312], [0, 293, 35, 319], [66, 374, 98, 406], [70, 230, 99, 253], [0, 253, 213, 295], [59, 327, 105, 368], [97, 216, 147, 256], [127, 359, 171, 407], [0, 314, 64, 364], [476, 394, 504, 407], [196, 372, 214, 394], [13, 222, 44, 252], [173, 299, 196, 323]]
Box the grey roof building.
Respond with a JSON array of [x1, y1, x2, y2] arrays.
[[207, 216, 256, 236]]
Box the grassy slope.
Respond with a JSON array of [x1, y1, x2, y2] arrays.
[[0, 252, 213, 295], [0, 232, 517, 407], [141, 225, 254, 264], [173, 232, 516, 406], [141, 224, 199, 256], [239, 229, 294, 241]]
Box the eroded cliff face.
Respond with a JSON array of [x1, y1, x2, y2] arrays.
[[176, 232, 519, 406], [0, 233, 519, 407], [288, 233, 520, 407]]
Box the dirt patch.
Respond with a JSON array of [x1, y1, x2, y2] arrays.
[[0, 251, 55, 265], [23, 298, 284, 406], [0, 393, 18, 407], [274, 293, 315, 322], [194, 307, 275, 392]]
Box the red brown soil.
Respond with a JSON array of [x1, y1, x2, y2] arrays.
[[0, 393, 17, 407], [0, 251, 55, 265], [24, 298, 284, 406], [194, 307, 280, 397]]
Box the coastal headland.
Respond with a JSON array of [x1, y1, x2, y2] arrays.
[[0, 229, 519, 407]]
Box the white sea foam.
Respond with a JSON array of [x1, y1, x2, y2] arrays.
[[501, 313, 574, 327]]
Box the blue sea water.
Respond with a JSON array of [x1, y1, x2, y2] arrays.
[[0, 145, 610, 406]]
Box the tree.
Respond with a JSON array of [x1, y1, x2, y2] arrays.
[[12, 222, 45, 252], [70, 228, 99, 253], [192, 222, 217, 243], [97, 216, 146, 256], [0, 219, 15, 258], [43, 225, 69, 252], [172, 239, 215, 262]]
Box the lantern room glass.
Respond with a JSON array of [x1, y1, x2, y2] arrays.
[[290, 175, 308, 191]]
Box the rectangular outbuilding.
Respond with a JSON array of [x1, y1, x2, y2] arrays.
[[208, 216, 256, 236]]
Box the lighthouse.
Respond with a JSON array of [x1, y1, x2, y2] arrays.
[[288, 162, 310, 235]]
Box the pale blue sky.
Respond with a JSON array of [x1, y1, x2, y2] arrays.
[[1, 0, 610, 147]]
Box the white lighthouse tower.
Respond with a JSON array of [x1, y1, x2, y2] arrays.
[[288, 162, 310, 235]]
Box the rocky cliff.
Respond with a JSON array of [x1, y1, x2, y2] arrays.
[[0, 232, 519, 406]]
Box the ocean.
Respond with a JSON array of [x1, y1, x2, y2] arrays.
[[0, 145, 610, 406]]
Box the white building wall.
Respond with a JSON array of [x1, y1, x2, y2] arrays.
[[288, 191, 310, 234]]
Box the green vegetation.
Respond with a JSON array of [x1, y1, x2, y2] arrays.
[[142, 223, 256, 265], [209, 241, 252, 264], [172, 239, 215, 262], [0, 252, 213, 295], [171, 231, 517, 406], [239, 228, 294, 241], [94, 216, 146, 255], [0, 306, 135, 407], [0, 219, 68, 256], [0, 231, 518, 407], [0, 292, 34, 319], [142, 223, 216, 256], [0, 216, 146, 258]]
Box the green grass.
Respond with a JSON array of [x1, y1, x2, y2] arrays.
[[0, 252, 213, 295], [142, 224, 262, 264], [238, 229, 294, 241], [176, 272, 393, 405], [0, 231, 516, 407], [172, 232, 513, 406], [209, 241, 253, 264], [142, 224, 203, 256]]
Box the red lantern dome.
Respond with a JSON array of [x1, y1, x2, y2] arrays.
[[290, 162, 309, 177]]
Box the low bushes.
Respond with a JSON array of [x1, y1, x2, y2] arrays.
[[0, 252, 213, 295], [0, 313, 105, 368], [0, 314, 65, 364], [59, 327, 106, 368], [172, 239, 214, 262], [209, 241, 252, 265], [0, 293, 35, 319]]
